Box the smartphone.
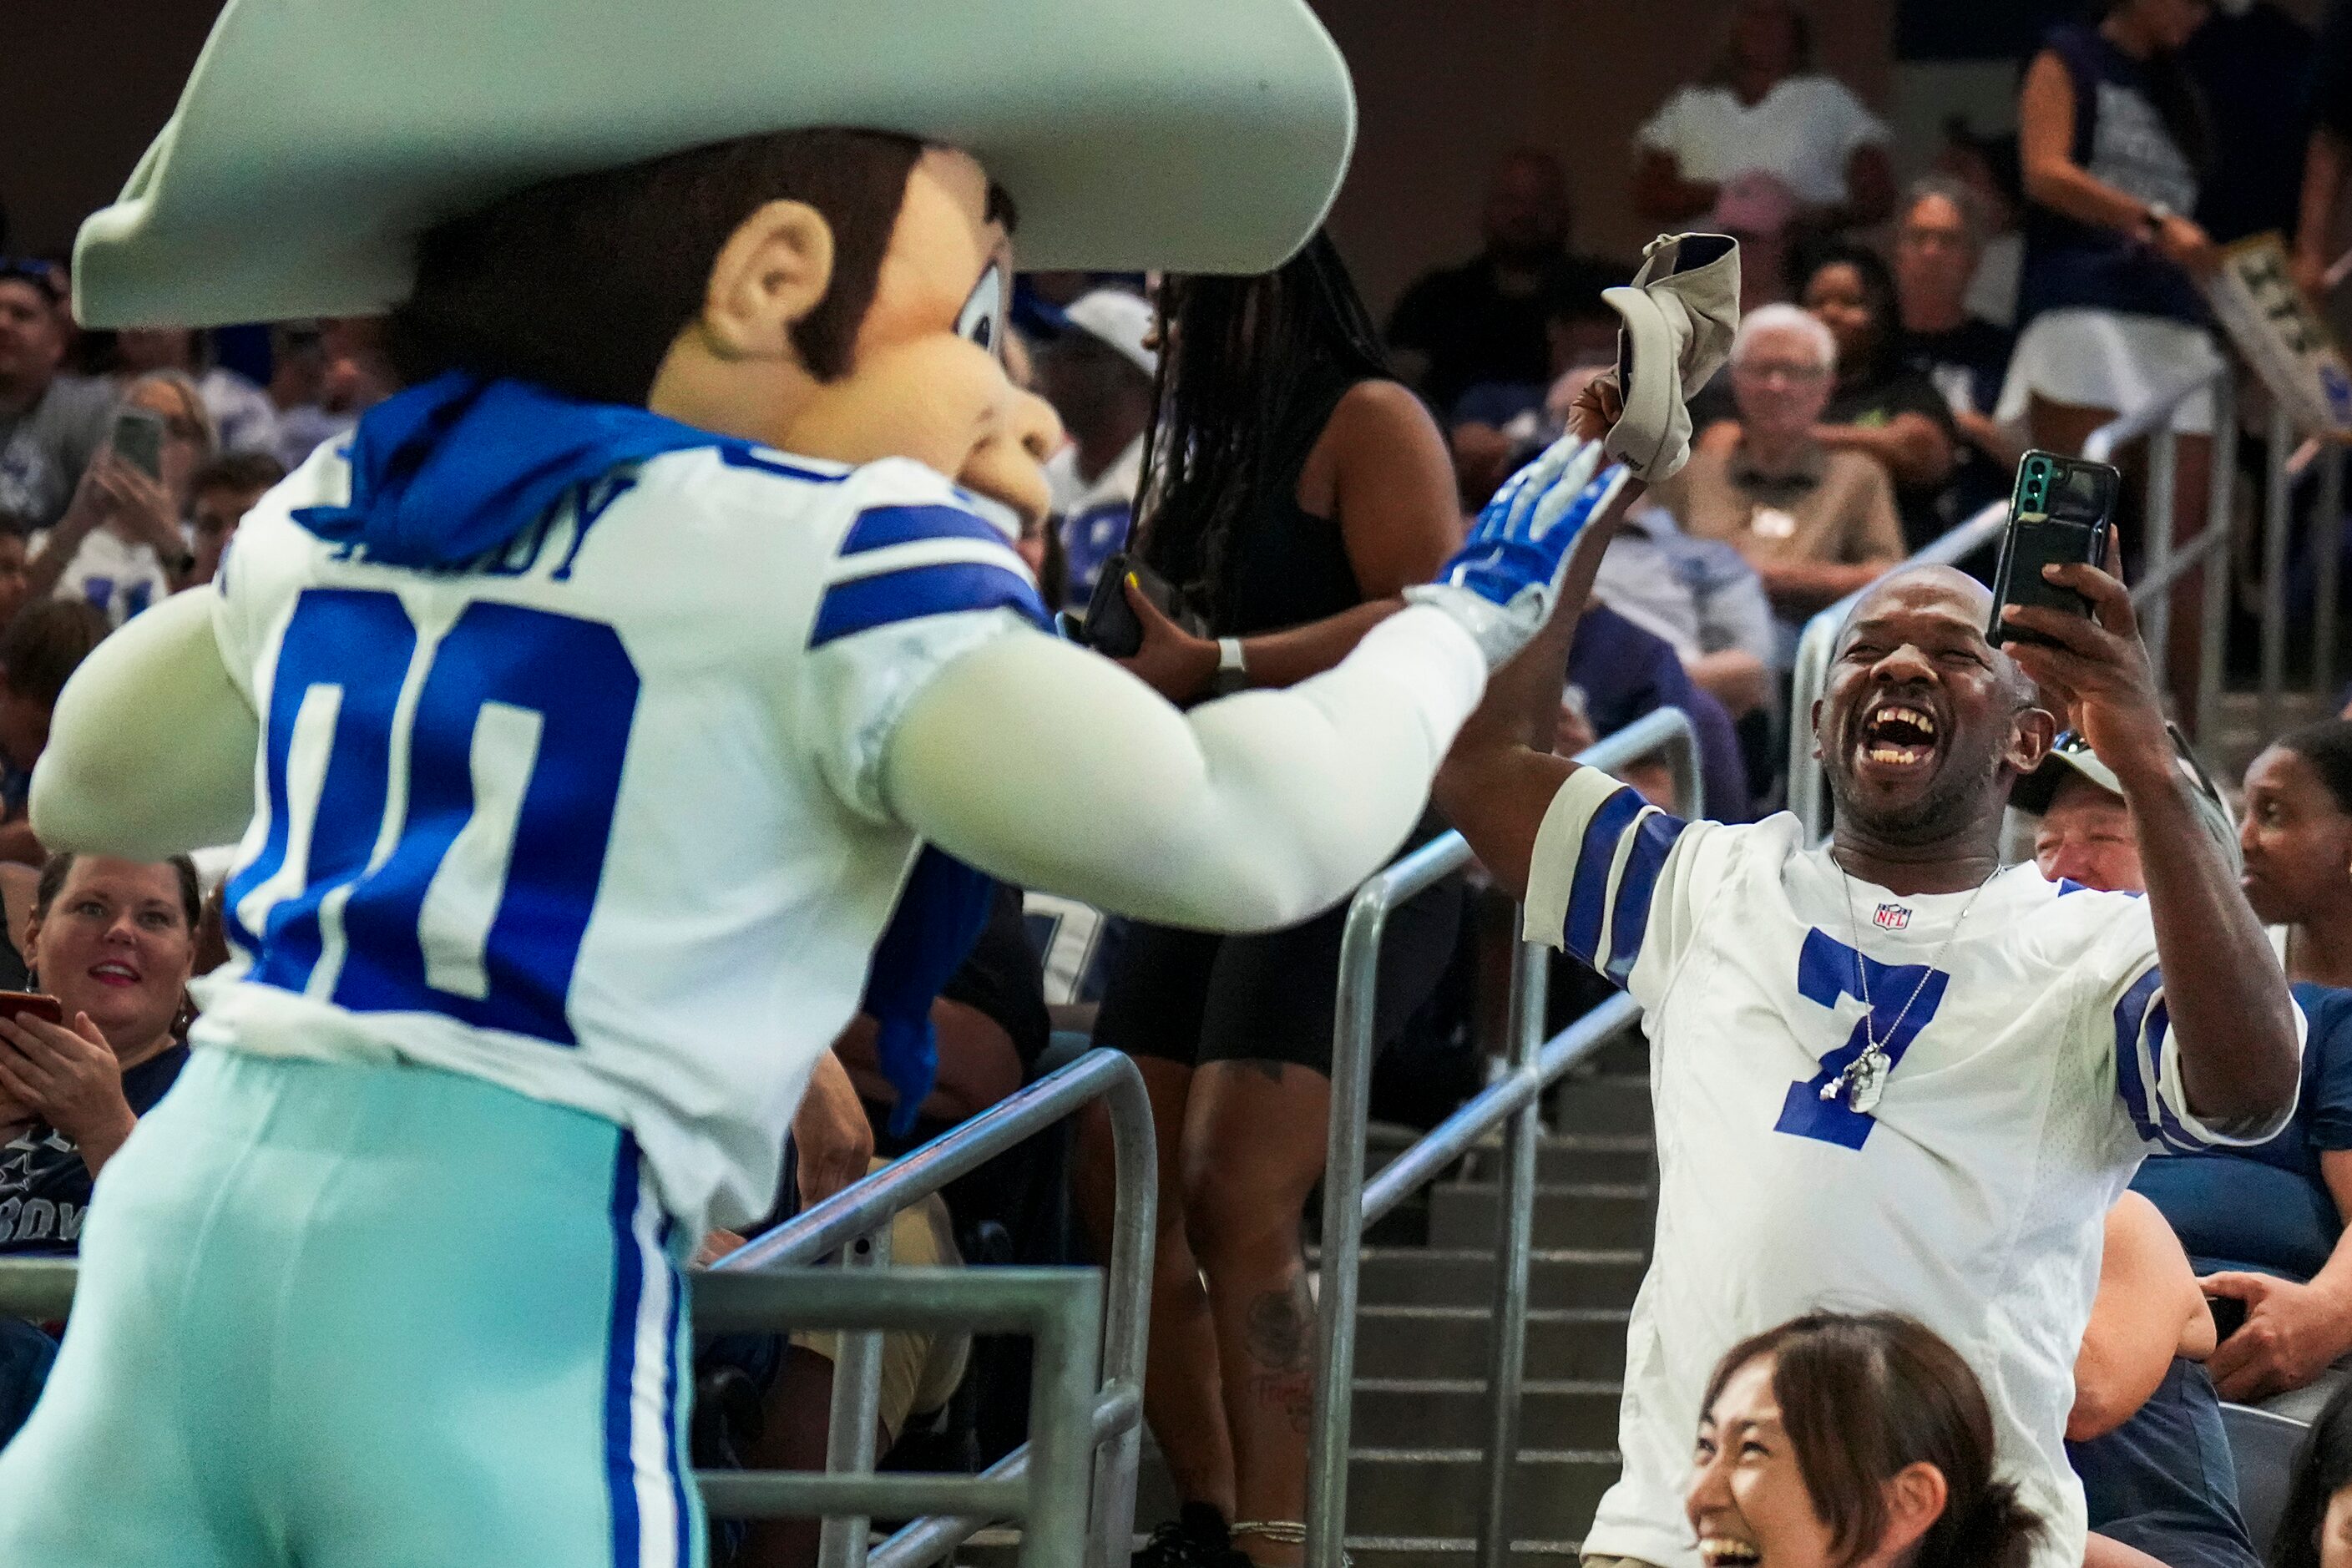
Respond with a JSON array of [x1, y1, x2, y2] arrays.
[[1989, 450, 2122, 649], [2207, 1292, 2249, 1343], [109, 406, 166, 482], [0, 992, 63, 1026], [1080, 552, 1193, 659]]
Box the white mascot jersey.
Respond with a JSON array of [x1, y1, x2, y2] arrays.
[[194, 439, 1045, 1232]]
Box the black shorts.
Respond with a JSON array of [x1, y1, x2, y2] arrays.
[[1092, 826, 1464, 1079]]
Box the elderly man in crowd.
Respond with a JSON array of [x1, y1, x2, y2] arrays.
[[1435, 453, 2303, 1568], [0, 265, 114, 534], [1649, 303, 1903, 630], [1895, 176, 2021, 526]]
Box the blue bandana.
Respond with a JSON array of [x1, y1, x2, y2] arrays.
[[296, 372, 996, 1134]]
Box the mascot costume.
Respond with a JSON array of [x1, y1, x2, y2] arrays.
[[0, 0, 1736, 1560]]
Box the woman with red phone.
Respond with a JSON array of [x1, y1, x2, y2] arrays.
[[0, 852, 199, 1444]]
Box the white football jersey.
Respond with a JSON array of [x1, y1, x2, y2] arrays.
[[1524, 769, 2299, 1568], [193, 438, 1045, 1231]]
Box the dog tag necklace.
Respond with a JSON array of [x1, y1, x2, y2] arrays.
[[1823, 864, 1995, 1114]]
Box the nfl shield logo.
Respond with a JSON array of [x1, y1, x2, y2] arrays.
[[1874, 903, 1911, 931]]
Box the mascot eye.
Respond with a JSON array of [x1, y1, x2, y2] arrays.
[[957, 265, 1006, 358]]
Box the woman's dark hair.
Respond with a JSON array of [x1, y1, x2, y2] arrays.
[[33, 852, 203, 933], [1134, 230, 1391, 625], [1706, 0, 1817, 87], [388, 129, 926, 405], [2094, 0, 2213, 175], [1796, 240, 1902, 387], [1703, 1313, 2046, 1568], [2270, 1376, 2352, 1568], [2274, 718, 2352, 818], [0, 599, 109, 708]]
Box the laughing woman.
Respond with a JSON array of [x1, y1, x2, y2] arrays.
[[0, 852, 199, 1443], [1687, 1313, 2046, 1568]]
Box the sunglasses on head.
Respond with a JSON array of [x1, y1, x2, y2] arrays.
[[2049, 724, 2223, 803]]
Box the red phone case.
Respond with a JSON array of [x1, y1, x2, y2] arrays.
[[0, 992, 63, 1024]]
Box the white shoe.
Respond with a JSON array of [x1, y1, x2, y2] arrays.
[[1601, 233, 1741, 483]]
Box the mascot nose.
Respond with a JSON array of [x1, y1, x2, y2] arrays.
[[1007, 385, 1063, 465]]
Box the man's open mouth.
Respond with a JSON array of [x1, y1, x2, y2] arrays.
[[1697, 1537, 1761, 1566], [1857, 701, 1940, 770]]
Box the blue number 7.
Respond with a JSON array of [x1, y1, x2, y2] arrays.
[[225, 588, 640, 1045], [1773, 928, 1949, 1149]]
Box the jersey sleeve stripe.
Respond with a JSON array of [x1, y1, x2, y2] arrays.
[[842, 503, 1015, 557], [1602, 808, 1690, 985], [2112, 967, 2167, 1146], [808, 559, 1049, 647], [2141, 999, 2205, 1153], [1564, 786, 1649, 966]]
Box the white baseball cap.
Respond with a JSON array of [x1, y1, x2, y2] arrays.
[[73, 0, 1356, 329], [1060, 289, 1159, 378]]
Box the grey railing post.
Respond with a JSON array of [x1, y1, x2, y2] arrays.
[[1474, 932, 1549, 1568], [1020, 1268, 1105, 1568], [1307, 875, 1393, 1568], [1090, 1048, 1160, 1567], [2198, 374, 2239, 741], [2143, 427, 2178, 673], [2317, 438, 2344, 703], [818, 1224, 895, 1568], [2263, 401, 2295, 735]]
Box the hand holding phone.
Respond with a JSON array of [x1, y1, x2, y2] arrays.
[[1079, 553, 1201, 658], [1989, 451, 2122, 650], [109, 407, 167, 483]]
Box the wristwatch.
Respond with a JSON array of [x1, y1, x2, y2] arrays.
[[1211, 635, 1249, 697]]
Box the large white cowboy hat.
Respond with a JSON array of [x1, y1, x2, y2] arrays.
[[74, 0, 1356, 328]]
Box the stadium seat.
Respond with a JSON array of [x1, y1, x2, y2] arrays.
[[2220, 1399, 2310, 1558]]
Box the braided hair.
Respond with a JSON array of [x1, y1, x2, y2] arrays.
[[1134, 230, 1391, 627]]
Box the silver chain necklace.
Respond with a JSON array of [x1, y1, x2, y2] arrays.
[[1821, 861, 1998, 1114]]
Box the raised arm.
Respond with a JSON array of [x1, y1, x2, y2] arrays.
[[892, 436, 1634, 930], [29, 586, 258, 860], [2003, 558, 2299, 1130]]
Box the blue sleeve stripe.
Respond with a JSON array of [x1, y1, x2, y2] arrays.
[[1602, 808, 1690, 985], [810, 560, 1048, 647], [717, 444, 847, 483], [2143, 1000, 2205, 1152], [2112, 967, 2165, 1144], [841, 503, 1014, 557], [1563, 787, 1647, 967]]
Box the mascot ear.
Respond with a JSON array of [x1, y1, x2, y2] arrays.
[[698, 199, 837, 362]]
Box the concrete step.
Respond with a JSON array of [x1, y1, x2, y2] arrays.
[[1427, 1184, 1654, 1252], [1535, 1133, 1652, 1186], [1355, 1305, 1631, 1381], [1545, 1076, 1652, 1136], [1345, 1448, 1616, 1540], [1352, 1377, 1621, 1451], [1346, 1541, 1583, 1568], [1347, 1247, 1647, 1312]]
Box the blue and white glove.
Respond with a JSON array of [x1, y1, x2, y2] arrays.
[[1407, 436, 1628, 667]]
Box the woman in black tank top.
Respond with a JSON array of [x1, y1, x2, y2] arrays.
[[1075, 233, 1468, 1568]]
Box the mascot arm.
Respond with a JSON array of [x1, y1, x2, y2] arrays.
[[30, 587, 259, 860], [883, 604, 1486, 931]]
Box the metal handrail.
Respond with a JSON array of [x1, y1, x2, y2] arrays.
[[1307, 706, 1702, 1568], [0, 1047, 1157, 1568], [0, 1261, 1102, 1568], [715, 1044, 1157, 1568]]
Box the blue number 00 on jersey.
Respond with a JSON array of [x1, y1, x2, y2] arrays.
[[224, 588, 640, 1045]]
